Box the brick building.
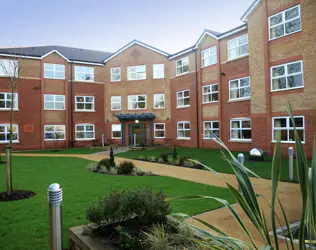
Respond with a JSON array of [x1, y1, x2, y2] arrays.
[[0, 0, 315, 157]]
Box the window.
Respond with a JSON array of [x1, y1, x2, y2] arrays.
[[153, 94, 165, 109], [176, 57, 189, 75], [202, 84, 218, 103], [0, 59, 18, 77], [0, 124, 18, 143], [127, 65, 146, 80], [0, 92, 18, 110], [177, 121, 190, 139], [202, 46, 217, 67], [203, 121, 219, 139], [112, 124, 122, 139], [153, 64, 164, 79], [44, 125, 66, 140], [229, 77, 250, 100], [228, 34, 248, 60], [75, 66, 94, 82], [111, 96, 121, 111], [75, 124, 95, 140], [230, 118, 252, 141], [128, 95, 146, 110], [271, 60, 303, 91], [272, 116, 304, 143], [75, 96, 94, 111], [177, 90, 190, 108], [44, 94, 65, 110], [154, 123, 165, 138], [269, 5, 301, 40], [44, 63, 65, 79], [111, 67, 121, 82]]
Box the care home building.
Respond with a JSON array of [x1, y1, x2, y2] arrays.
[[0, 0, 315, 157]]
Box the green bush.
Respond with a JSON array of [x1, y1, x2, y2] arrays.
[[138, 155, 146, 160], [160, 153, 168, 163], [167, 155, 174, 164], [157, 157, 164, 164], [148, 156, 157, 162], [97, 158, 113, 171], [117, 160, 135, 175], [179, 156, 187, 165], [174, 157, 180, 165], [183, 160, 195, 168]]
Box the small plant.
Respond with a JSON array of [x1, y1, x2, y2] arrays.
[[97, 158, 113, 171], [117, 160, 135, 175], [109, 147, 115, 167], [173, 146, 178, 160], [138, 155, 146, 160], [183, 160, 195, 168], [148, 156, 157, 162], [160, 153, 168, 163], [174, 157, 181, 165], [179, 156, 187, 165], [157, 157, 164, 164], [167, 155, 174, 164]]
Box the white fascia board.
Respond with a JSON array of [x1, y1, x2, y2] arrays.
[[168, 48, 195, 60], [240, 0, 261, 22], [217, 26, 248, 39], [194, 32, 219, 48], [0, 53, 41, 60], [41, 50, 70, 62], [71, 61, 104, 66]]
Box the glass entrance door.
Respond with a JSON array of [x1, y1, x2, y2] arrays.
[[128, 124, 146, 146]]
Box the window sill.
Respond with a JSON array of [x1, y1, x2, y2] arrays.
[[175, 71, 190, 78], [111, 80, 121, 83], [112, 137, 122, 140], [203, 138, 217, 140], [127, 79, 147, 82], [127, 109, 148, 111], [75, 138, 95, 141], [153, 107, 165, 110], [176, 137, 191, 140], [44, 77, 65, 80], [225, 54, 249, 63], [229, 139, 252, 143], [228, 97, 250, 103], [111, 109, 121, 112], [0, 141, 19, 144], [271, 86, 304, 93], [44, 139, 66, 141], [202, 101, 218, 105], [73, 80, 95, 83], [201, 63, 217, 69], [153, 77, 165, 80], [271, 140, 305, 145], [176, 105, 190, 109], [269, 29, 301, 42], [74, 110, 95, 112], [0, 109, 19, 112], [44, 109, 65, 111]]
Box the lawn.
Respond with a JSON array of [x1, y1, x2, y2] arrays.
[[0, 156, 234, 250], [13, 147, 106, 154], [116, 148, 307, 181]]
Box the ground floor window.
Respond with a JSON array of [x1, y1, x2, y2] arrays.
[[75, 124, 95, 140], [272, 116, 304, 143], [203, 121, 219, 139], [177, 121, 190, 139], [0, 124, 18, 143], [44, 125, 66, 140], [112, 124, 122, 139], [154, 123, 165, 138], [230, 118, 251, 141]]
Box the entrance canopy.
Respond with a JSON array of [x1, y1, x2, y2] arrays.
[[114, 113, 155, 121]]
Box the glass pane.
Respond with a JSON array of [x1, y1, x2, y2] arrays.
[[212, 93, 218, 102], [272, 78, 286, 90], [56, 132, 65, 139], [228, 39, 237, 49], [229, 48, 237, 59], [184, 123, 190, 129], [45, 133, 54, 140], [112, 96, 120, 102], [76, 126, 84, 131], [183, 98, 190, 106], [76, 96, 84, 103], [85, 67, 94, 74], [240, 78, 249, 87], [290, 117, 304, 128], [270, 13, 283, 26], [112, 74, 120, 81], [76, 103, 84, 110], [0, 101, 5, 108], [287, 75, 303, 88], [55, 102, 64, 109], [86, 132, 94, 138], [183, 65, 189, 73], [75, 67, 84, 73], [285, 19, 300, 34], [112, 103, 120, 110], [270, 25, 284, 39], [44, 95, 54, 101], [45, 126, 54, 132], [231, 121, 240, 128], [230, 80, 238, 88], [231, 130, 239, 139], [44, 71, 55, 78], [176, 60, 182, 67], [85, 103, 93, 110], [113, 131, 121, 138], [44, 102, 54, 109], [85, 96, 93, 102], [184, 91, 190, 97], [178, 130, 184, 138], [280, 130, 288, 141], [241, 130, 251, 139], [242, 120, 251, 128], [44, 64, 54, 70], [285, 7, 299, 20], [178, 123, 184, 130], [213, 122, 219, 129], [112, 68, 120, 74], [55, 71, 65, 79], [274, 118, 287, 128], [86, 125, 94, 131], [138, 95, 145, 101], [138, 102, 145, 109], [55, 126, 64, 132], [177, 99, 184, 107], [155, 131, 165, 138], [240, 87, 250, 98], [203, 94, 210, 103], [55, 65, 64, 71], [272, 66, 285, 77], [76, 132, 84, 138], [211, 84, 218, 92], [287, 62, 301, 74], [230, 90, 239, 99], [185, 130, 190, 138], [55, 95, 64, 102]]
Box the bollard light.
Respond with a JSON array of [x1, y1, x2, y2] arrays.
[[48, 183, 63, 250], [288, 147, 294, 181]]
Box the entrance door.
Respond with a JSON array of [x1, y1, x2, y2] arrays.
[[128, 124, 146, 146]]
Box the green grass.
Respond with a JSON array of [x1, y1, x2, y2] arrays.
[[14, 147, 106, 154], [0, 156, 234, 250], [116, 148, 308, 181]]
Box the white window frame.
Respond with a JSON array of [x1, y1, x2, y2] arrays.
[[127, 65, 146, 81], [154, 123, 165, 138], [112, 124, 122, 139], [202, 84, 218, 104], [111, 67, 121, 82], [44, 63, 65, 79], [44, 125, 66, 141], [270, 60, 304, 92], [229, 77, 251, 101], [176, 89, 190, 108], [268, 5, 301, 41], [177, 121, 190, 139], [203, 121, 219, 140], [0, 124, 19, 143], [153, 93, 165, 109], [0, 59, 18, 77], [75, 66, 94, 82], [201, 46, 217, 67], [230, 118, 252, 142], [227, 34, 248, 60], [153, 64, 164, 79], [0, 92, 18, 110], [111, 96, 121, 111], [272, 116, 305, 143], [176, 56, 189, 76], [44, 94, 65, 110], [128, 95, 147, 110], [75, 96, 95, 112], [75, 123, 95, 141]]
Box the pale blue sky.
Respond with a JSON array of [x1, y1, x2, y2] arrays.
[[0, 0, 253, 54]]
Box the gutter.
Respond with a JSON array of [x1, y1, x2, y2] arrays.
[[70, 62, 74, 148]]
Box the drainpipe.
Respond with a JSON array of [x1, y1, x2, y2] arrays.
[[69, 62, 73, 148], [194, 49, 200, 148]]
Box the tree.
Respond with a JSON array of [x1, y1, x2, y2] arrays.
[[0, 53, 23, 195], [109, 146, 115, 167]]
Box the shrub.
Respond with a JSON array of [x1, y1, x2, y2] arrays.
[[179, 156, 187, 166], [167, 155, 174, 164], [109, 147, 115, 167], [148, 156, 157, 162], [117, 161, 135, 175], [97, 158, 113, 171], [183, 160, 195, 168], [173, 146, 178, 160], [174, 157, 181, 165], [138, 155, 146, 160], [157, 157, 164, 164], [160, 153, 168, 163]]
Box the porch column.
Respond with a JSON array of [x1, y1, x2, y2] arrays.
[[149, 120, 153, 146], [121, 121, 125, 146]]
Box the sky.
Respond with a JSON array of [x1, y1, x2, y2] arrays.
[[0, 0, 253, 54]]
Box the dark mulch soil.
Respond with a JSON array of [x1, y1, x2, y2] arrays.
[[0, 190, 36, 202]]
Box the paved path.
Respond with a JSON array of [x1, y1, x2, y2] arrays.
[[13, 152, 301, 248], [92, 147, 130, 156]]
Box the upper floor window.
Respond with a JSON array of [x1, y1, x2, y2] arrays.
[[0, 59, 18, 77], [75, 66, 94, 82], [75, 96, 94, 111], [0, 92, 18, 110], [272, 116, 304, 143], [111, 96, 121, 111], [127, 65, 146, 80], [269, 5, 301, 40], [230, 118, 251, 141], [0, 124, 18, 143], [111, 67, 121, 82], [201, 46, 217, 67], [202, 84, 218, 103], [203, 121, 219, 139], [177, 90, 190, 108], [75, 123, 95, 140], [44, 94, 65, 110], [112, 124, 122, 139], [176, 57, 189, 75], [44, 63, 65, 79], [229, 77, 250, 100], [271, 60, 303, 92], [128, 95, 146, 110], [177, 121, 190, 139], [154, 123, 165, 138], [153, 94, 165, 109], [228, 34, 248, 60], [153, 64, 164, 79], [44, 125, 66, 141]]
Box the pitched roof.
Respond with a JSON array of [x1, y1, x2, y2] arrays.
[[168, 45, 196, 60], [240, 0, 261, 22]]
